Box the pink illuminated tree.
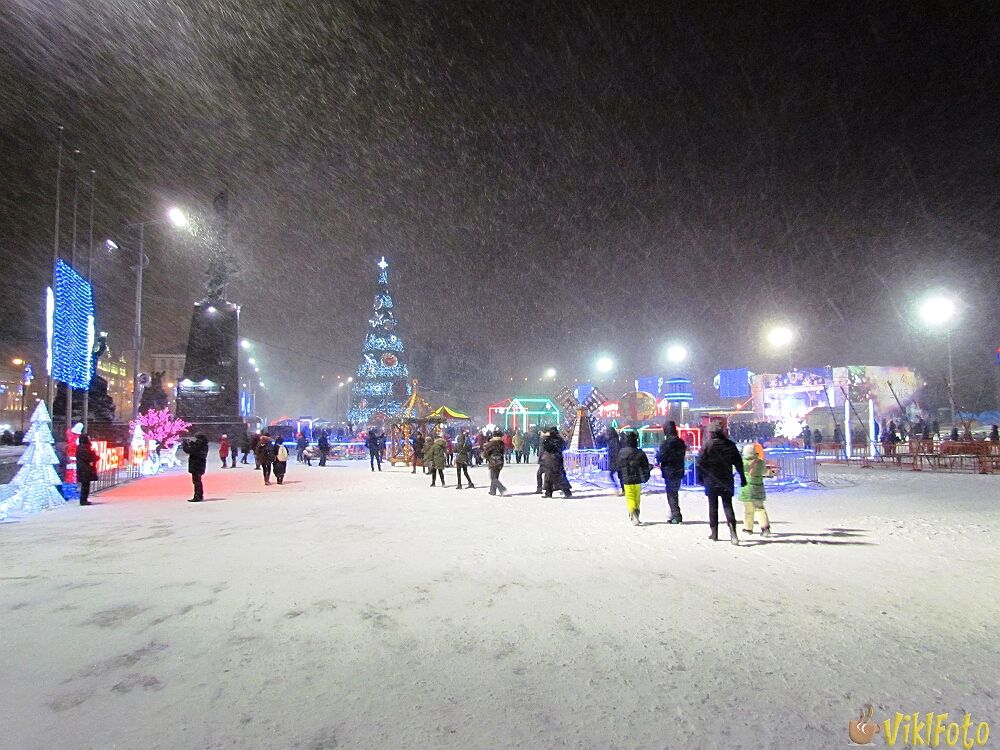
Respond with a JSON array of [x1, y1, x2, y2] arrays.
[[130, 407, 192, 449]]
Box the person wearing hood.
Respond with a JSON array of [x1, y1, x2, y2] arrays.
[[366, 430, 383, 472], [512, 430, 525, 464], [540, 427, 572, 498], [239, 431, 252, 464], [454, 431, 475, 489], [740, 443, 772, 537], [605, 426, 623, 495], [317, 430, 330, 466], [617, 430, 651, 525], [273, 438, 289, 484], [219, 434, 231, 469], [76, 433, 96, 506], [656, 421, 687, 524], [534, 428, 549, 493], [255, 433, 275, 485], [482, 430, 508, 496], [423, 433, 436, 474], [696, 425, 747, 545], [181, 433, 210, 502], [411, 430, 425, 474], [427, 434, 448, 487]]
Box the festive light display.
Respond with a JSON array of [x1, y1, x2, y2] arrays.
[[349, 257, 411, 423], [48, 260, 96, 389], [131, 407, 191, 450], [8, 402, 64, 514]]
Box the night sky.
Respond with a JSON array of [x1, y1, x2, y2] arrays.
[[2, 1, 998, 416]]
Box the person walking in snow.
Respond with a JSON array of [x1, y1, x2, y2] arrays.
[[272, 438, 289, 484], [740, 443, 772, 537], [76, 433, 96, 506], [296, 432, 309, 464], [656, 421, 687, 524], [366, 430, 383, 472], [512, 430, 525, 464], [317, 431, 330, 466], [427, 434, 447, 486], [250, 432, 262, 469], [411, 430, 425, 474], [423, 432, 435, 474], [482, 430, 508, 495], [696, 425, 747, 545], [219, 434, 231, 469], [502, 431, 514, 463], [540, 427, 572, 498], [239, 431, 251, 464], [605, 426, 623, 495], [229, 438, 238, 468], [454, 431, 475, 489], [256, 433, 275, 485], [181, 433, 210, 501], [617, 430, 651, 525]]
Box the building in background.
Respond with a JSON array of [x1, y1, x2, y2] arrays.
[[96, 347, 132, 419], [151, 347, 187, 410]]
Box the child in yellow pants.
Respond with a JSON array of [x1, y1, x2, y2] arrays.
[[740, 443, 772, 537], [617, 431, 651, 525]]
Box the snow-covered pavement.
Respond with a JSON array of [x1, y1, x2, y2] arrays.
[[1, 459, 998, 749]]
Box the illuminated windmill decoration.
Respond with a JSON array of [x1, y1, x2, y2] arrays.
[[555, 385, 607, 450]]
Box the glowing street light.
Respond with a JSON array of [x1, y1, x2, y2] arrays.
[[544, 367, 557, 379], [766, 326, 795, 348], [240, 339, 251, 350], [664, 344, 688, 365], [248, 357, 256, 365], [918, 296, 957, 327], [596, 356, 615, 374], [917, 294, 959, 427], [12, 358, 24, 366], [167, 206, 188, 228]]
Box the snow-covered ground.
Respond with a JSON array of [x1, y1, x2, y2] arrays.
[[1, 459, 998, 749]]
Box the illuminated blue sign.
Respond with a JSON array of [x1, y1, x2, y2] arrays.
[[48, 260, 95, 390]]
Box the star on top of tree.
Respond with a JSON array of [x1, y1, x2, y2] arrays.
[[377, 256, 388, 270]]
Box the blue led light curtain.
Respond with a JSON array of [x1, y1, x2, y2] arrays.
[[50, 260, 95, 390]]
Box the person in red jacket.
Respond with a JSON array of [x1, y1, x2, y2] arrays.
[[502, 431, 514, 463], [219, 434, 230, 469]]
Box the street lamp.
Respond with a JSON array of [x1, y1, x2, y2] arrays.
[[113, 205, 189, 419], [766, 325, 795, 371], [240, 339, 251, 350], [596, 356, 615, 374], [918, 294, 958, 427], [544, 367, 557, 379], [664, 344, 688, 365]]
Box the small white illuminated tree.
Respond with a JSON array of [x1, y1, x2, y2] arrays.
[[9, 402, 65, 514]]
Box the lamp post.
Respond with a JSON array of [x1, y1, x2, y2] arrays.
[[114, 206, 189, 420], [766, 325, 795, 372], [918, 295, 958, 428]]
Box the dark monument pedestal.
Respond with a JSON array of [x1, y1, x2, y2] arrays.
[[175, 299, 245, 440]]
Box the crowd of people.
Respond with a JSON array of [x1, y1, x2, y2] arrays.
[[82, 419, 774, 546], [402, 426, 573, 497]]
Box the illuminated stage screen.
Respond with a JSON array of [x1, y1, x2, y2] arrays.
[[756, 367, 834, 420]]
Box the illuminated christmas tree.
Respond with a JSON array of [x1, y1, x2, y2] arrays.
[[9, 402, 65, 514], [349, 257, 411, 424]]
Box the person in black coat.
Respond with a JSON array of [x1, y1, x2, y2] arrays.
[[696, 427, 747, 544], [540, 428, 572, 498], [605, 426, 623, 495], [411, 431, 425, 474], [76, 433, 97, 506], [181, 433, 209, 502], [656, 421, 687, 523], [366, 430, 382, 471], [317, 431, 330, 466]]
